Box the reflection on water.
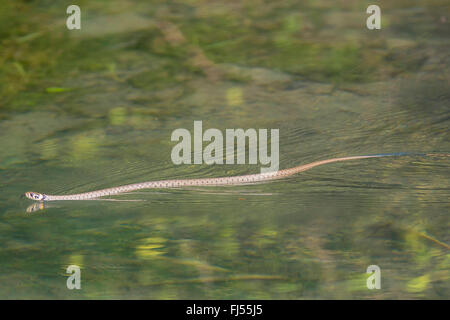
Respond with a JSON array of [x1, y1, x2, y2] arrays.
[[0, 0, 449, 299]]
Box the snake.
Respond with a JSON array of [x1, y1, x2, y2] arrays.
[[25, 152, 431, 202]]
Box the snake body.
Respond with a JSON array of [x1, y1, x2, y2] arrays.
[[25, 153, 424, 201]]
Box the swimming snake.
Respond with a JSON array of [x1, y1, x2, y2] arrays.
[[24, 153, 434, 202]]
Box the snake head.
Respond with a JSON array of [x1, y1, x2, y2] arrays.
[[25, 192, 46, 201]]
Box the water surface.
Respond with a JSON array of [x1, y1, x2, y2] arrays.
[[0, 0, 449, 299]]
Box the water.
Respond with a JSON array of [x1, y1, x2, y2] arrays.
[[0, 0, 449, 299]]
